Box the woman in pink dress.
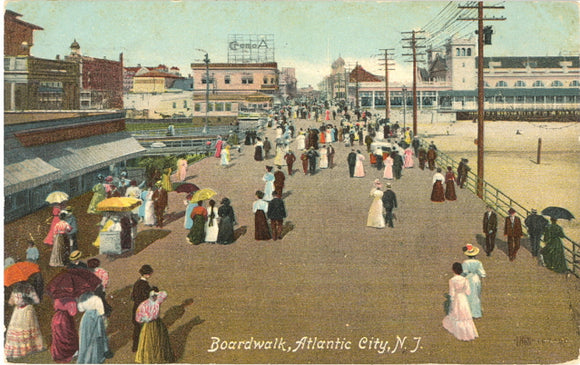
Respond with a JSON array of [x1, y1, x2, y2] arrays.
[[403, 147, 414, 168], [383, 154, 394, 180], [214, 136, 224, 158], [442, 262, 479, 341], [325, 109, 330, 121], [353, 150, 366, 178], [50, 298, 78, 363], [177, 158, 188, 182], [43, 204, 63, 245]]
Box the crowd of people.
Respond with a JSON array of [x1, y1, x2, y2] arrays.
[[4, 100, 573, 364]]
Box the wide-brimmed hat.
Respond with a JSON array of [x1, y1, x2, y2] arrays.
[[69, 250, 82, 261], [463, 244, 479, 256]]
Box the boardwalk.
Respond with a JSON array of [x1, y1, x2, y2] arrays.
[[16, 117, 580, 364]]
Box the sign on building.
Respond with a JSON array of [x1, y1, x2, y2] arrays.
[[227, 34, 275, 63]]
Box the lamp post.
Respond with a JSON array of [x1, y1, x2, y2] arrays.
[[196, 49, 210, 134], [402, 85, 407, 130]]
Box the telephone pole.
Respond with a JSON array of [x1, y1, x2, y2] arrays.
[[402, 30, 425, 136], [458, 1, 505, 198], [379, 48, 395, 122]]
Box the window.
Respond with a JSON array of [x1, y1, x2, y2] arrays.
[[201, 77, 214, 84], [570, 80, 580, 87], [495, 81, 508, 87], [461, 48, 466, 56], [514, 80, 526, 87], [225, 103, 232, 111], [263, 77, 268, 84], [532, 80, 544, 87], [271, 78, 275, 84], [195, 103, 201, 112], [183, 100, 188, 108], [467, 48, 472, 56], [242, 76, 254, 84], [207, 103, 213, 112], [215, 103, 224, 112], [551, 80, 563, 87], [484, 81, 490, 87], [456, 48, 460, 56], [224, 75, 231, 84], [172, 102, 177, 108]]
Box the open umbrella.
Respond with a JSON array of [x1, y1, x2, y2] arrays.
[[174, 183, 200, 194], [46, 268, 102, 299], [4, 262, 40, 287], [190, 188, 217, 202], [541, 206, 575, 220], [46, 191, 69, 204], [96, 197, 142, 212]]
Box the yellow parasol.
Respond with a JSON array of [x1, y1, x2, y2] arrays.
[[190, 188, 217, 203], [96, 197, 142, 212]]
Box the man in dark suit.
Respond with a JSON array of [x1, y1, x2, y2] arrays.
[[504, 208, 523, 261], [347, 149, 357, 177], [273, 166, 285, 196], [267, 191, 287, 240], [152, 181, 168, 228], [327, 144, 336, 169], [483, 205, 498, 256], [525, 208, 549, 258], [381, 184, 398, 228], [131, 264, 153, 352]]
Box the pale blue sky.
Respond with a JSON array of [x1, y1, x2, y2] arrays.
[[4, 0, 580, 87]]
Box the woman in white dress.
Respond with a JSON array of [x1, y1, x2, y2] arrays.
[[296, 132, 306, 151], [143, 186, 156, 226], [442, 262, 479, 341], [4, 282, 44, 359], [367, 185, 385, 228], [204, 199, 219, 243], [273, 144, 287, 166], [263, 166, 275, 201], [319, 145, 328, 169]]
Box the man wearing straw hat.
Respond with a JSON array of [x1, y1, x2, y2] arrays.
[[462, 244, 486, 319]]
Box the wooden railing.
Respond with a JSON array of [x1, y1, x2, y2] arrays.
[[419, 138, 579, 277]]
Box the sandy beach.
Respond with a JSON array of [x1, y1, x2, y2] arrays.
[[417, 119, 580, 241]]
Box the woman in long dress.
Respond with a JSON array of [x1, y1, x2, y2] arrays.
[[205, 199, 219, 243], [77, 292, 112, 364], [214, 136, 224, 158], [44, 203, 62, 245], [442, 262, 479, 341], [445, 166, 457, 201], [176, 158, 188, 182], [319, 145, 328, 169], [431, 168, 446, 202], [353, 150, 366, 178], [183, 194, 197, 229], [403, 147, 414, 168], [254, 139, 264, 161], [383, 154, 394, 179], [51, 298, 78, 363], [541, 218, 568, 273], [160, 168, 173, 192], [367, 187, 386, 229], [49, 212, 72, 267], [217, 198, 236, 245], [220, 145, 231, 166], [143, 186, 156, 226], [462, 245, 486, 318], [135, 289, 175, 364], [274, 144, 286, 166], [187, 200, 208, 245], [87, 175, 106, 214], [253, 191, 271, 240], [263, 166, 275, 201], [296, 132, 306, 151], [4, 282, 44, 359]]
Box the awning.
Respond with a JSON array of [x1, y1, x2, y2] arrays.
[[28, 132, 146, 179], [4, 157, 62, 196]]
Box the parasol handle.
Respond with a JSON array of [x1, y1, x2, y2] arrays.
[[28, 233, 36, 243]]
